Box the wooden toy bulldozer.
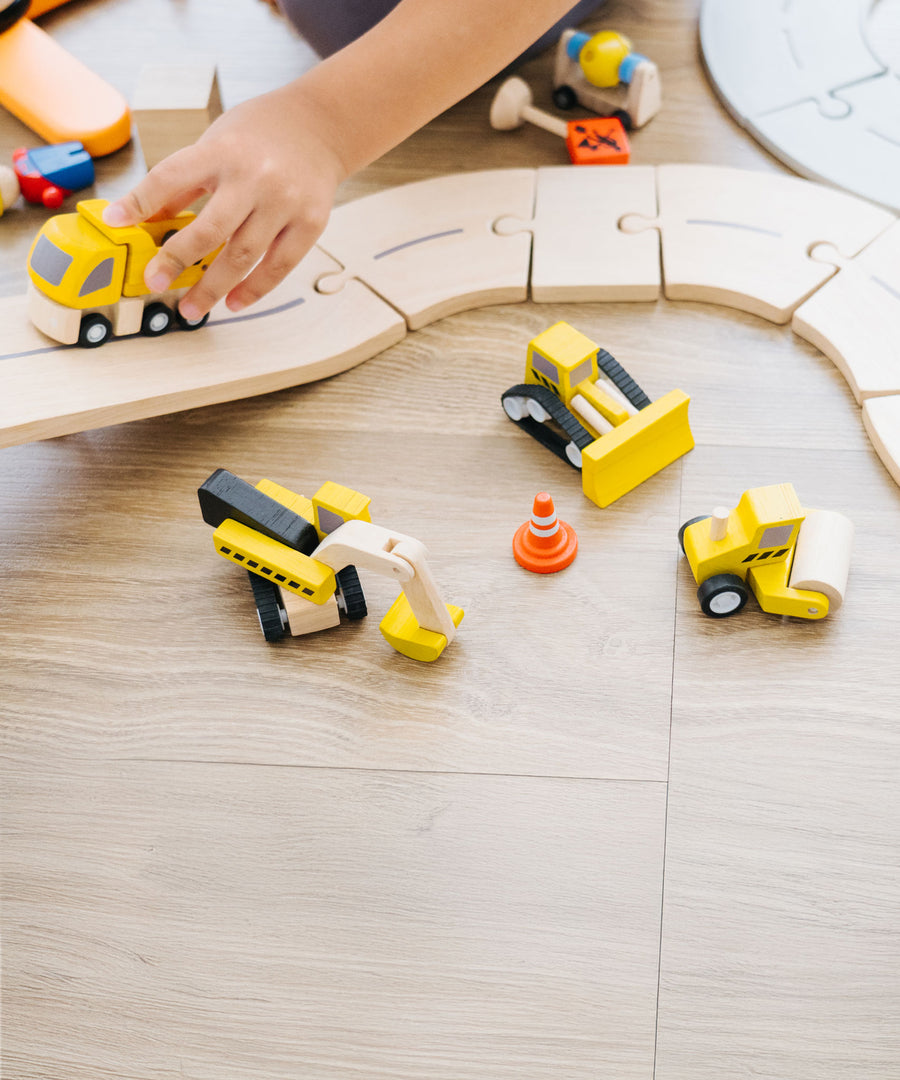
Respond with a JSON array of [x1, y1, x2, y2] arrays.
[[501, 321, 694, 507]]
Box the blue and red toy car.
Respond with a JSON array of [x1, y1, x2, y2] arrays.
[[12, 141, 94, 208]]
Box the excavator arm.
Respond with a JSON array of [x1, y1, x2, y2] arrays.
[[312, 520, 463, 662]]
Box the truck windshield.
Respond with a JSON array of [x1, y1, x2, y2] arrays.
[[29, 235, 73, 287]]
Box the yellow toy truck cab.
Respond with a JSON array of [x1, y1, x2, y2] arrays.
[[679, 483, 854, 620], [502, 321, 694, 507], [26, 197, 218, 347]]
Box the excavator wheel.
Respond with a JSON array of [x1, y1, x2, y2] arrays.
[[248, 571, 289, 641], [335, 566, 367, 620]]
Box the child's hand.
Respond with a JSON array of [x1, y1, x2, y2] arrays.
[[102, 84, 347, 320]]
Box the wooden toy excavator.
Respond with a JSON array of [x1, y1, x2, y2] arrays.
[[198, 470, 463, 663]]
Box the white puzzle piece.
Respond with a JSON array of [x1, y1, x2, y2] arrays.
[[700, 0, 882, 119], [700, 0, 900, 210]]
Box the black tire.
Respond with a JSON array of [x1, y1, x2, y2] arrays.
[[678, 516, 710, 555], [612, 108, 633, 132], [176, 309, 210, 332], [335, 566, 367, 621], [77, 313, 112, 348], [697, 574, 748, 619], [552, 85, 577, 110], [247, 571, 287, 641], [140, 302, 173, 337]]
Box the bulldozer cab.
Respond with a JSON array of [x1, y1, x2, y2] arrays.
[[526, 321, 599, 407]]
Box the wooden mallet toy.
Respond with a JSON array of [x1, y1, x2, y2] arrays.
[[489, 76, 629, 165]]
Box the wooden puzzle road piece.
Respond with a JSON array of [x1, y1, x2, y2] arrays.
[[314, 169, 535, 330], [494, 165, 660, 303], [862, 395, 900, 489], [793, 223, 900, 403], [619, 164, 896, 324], [699, 0, 882, 120], [0, 247, 405, 449], [2, 164, 900, 498]]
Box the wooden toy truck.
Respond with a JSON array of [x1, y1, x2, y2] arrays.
[[26, 198, 218, 347]]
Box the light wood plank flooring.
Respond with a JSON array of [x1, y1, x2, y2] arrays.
[[2, 1, 898, 1077]]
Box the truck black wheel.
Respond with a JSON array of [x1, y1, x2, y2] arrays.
[[697, 574, 748, 618], [176, 310, 210, 331], [553, 85, 577, 110], [77, 313, 112, 348], [678, 516, 710, 555], [141, 302, 172, 337]]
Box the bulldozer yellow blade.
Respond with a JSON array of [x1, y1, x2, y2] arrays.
[[580, 389, 694, 508]]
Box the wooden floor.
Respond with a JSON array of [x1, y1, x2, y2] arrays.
[[2, 1, 899, 1078]]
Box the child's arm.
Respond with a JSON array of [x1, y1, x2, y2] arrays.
[[102, 0, 576, 321]]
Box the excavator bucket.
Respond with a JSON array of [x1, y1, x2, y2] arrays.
[[379, 594, 465, 663], [580, 389, 694, 508]]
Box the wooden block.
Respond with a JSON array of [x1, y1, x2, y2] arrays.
[[495, 165, 660, 302], [793, 222, 900, 403], [279, 586, 341, 636], [315, 169, 535, 330], [862, 395, 900, 488], [0, 246, 406, 449], [620, 164, 896, 323], [132, 60, 223, 171]]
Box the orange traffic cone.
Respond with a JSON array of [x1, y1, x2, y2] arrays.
[[513, 492, 578, 573]]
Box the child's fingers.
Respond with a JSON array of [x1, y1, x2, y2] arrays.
[[223, 223, 319, 313], [173, 205, 292, 319], [175, 193, 329, 318], [101, 146, 210, 228], [140, 189, 248, 299]]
